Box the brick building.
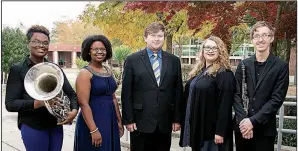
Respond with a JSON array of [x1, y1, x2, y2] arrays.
[[47, 44, 296, 78], [47, 44, 81, 68], [289, 47, 297, 76]]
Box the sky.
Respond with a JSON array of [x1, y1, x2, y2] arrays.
[[2, 1, 103, 31]]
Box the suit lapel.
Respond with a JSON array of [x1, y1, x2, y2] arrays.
[[159, 51, 168, 86], [246, 56, 257, 89], [254, 54, 276, 91], [140, 49, 158, 87]]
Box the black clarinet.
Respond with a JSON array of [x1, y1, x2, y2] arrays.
[[241, 61, 249, 115]]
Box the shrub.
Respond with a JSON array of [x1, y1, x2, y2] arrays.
[[181, 64, 193, 85], [75, 57, 88, 69], [275, 118, 296, 147]]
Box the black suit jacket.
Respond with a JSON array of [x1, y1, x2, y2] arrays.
[[121, 49, 183, 133], [233, 54, 289, 136]]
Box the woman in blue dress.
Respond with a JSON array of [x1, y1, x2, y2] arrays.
[[74, 35, 123, 151]]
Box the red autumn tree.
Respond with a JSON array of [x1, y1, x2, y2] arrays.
[[125, 1, 296, 60], [236, 1, 297, 62], [125, 2, 241, 53], [187, 2, 241, 52]]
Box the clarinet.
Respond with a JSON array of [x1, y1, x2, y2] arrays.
[[241, 61, 249, 115]]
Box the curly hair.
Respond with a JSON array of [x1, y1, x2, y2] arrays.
[[81, 35, 112, 62], [26, 25, 50, 41], [189, 36, 231, 78]]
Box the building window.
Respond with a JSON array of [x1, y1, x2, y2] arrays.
[[191, 58, 196, 64], [182, 58, 189, 64]]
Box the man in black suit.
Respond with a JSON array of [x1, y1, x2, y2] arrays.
[[233, 21, 289, 151], [121, 22, 183, 151]]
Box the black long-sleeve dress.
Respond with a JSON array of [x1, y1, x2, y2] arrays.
[[179, 68, 235, 151]]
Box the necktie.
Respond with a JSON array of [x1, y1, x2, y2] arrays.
[[152, 54, 161, 86]]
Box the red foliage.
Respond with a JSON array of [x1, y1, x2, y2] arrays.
[[124, 2, 188, 14], [125, 1, 296, 46], [236, 1, 296, 39], [187, 2, 241, 47]]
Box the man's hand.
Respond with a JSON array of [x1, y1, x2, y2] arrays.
[[57, 109, 78, 125], [242, 129, 253, 139], [239, 118, 253, 136], [214, 135, 224, 144], [172, 123, 181, 132], [125, 123, 137, 132]]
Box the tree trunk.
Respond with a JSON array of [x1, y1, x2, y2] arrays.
[[166, 34, 173, 54], [178, 37, 183, 62], [283, 34, 292, 115], [272, 2, 284, 55], [285, 38, 291, 63], [226, 41, 232, 54], [108, 60, 113, 70]]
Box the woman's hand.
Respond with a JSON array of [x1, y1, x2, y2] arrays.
[[118, 122, 124, 137], [91, 130, 102, 147]]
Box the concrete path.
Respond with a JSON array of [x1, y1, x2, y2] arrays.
[[1, 94, 190, 151]]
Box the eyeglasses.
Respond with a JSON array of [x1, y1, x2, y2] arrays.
[[90, 48, 106, 53], [30, 40, 49, 47], [203, 46, 219, 52], [149, 34, 164, 38], [252, 34, 272, 40]]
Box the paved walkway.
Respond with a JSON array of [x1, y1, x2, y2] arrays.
[[1, 94, 190, 151], [2, 80, 296, 151]]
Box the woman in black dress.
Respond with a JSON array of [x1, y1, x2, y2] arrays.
[[180, 36, 235, 151]]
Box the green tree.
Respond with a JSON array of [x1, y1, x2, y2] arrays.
[[2, 26, 29, 83], [229, 23, 250, 54], [75, 57, 88, 69], [113, 45, 132, 85], [172, 10, 194, 59]]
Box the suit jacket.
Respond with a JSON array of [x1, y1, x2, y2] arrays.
[[233, 54, 289, 136], [121, 49, 183, 133]]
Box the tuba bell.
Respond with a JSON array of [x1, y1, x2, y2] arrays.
[[24, 62, 71, 123]]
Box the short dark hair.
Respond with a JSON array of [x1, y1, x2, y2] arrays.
[[81, 35, 112, 62], [26, 25, 50, 41], [144, 22, 165, 38]]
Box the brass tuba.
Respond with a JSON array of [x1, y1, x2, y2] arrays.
[[24, 62, 71, 123]]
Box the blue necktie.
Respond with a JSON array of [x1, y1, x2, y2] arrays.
[[152, 54, 160, 86]]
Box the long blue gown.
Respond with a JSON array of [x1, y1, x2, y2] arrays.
[[74, 66, 120, 151]]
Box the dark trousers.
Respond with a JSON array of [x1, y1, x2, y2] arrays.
[[199, 140, 218, 151], [234, 131, 275, 151], [192, 138, 232, 151], [130, 127, 172, 151], [21, 124, 63, 151]]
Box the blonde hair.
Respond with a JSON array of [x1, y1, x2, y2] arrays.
[[189, 36, 231, 78], [250, 21, 275, 40]]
